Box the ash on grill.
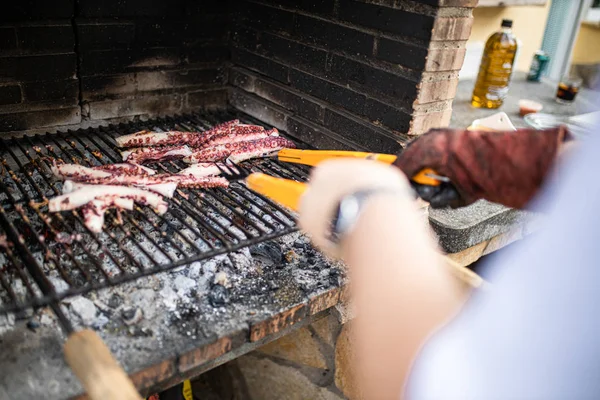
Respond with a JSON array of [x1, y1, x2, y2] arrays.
[[0, 111, 345, 346], [18, 232, 344, 347]]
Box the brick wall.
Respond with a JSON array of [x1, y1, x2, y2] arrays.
[[1, 0, 474, 142], [0, 0, 80, 131], [0, 0, 231, 132], [76, 0, 230, 122], [229, 0, 476, 151]]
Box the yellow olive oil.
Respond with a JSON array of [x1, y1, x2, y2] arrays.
[[471, 19, 518, 109]]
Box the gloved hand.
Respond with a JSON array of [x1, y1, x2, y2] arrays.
[[393, 126, 572, 209], [298, 159, 414, 259]]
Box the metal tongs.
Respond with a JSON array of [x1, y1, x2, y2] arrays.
[[216, 151, 448, 212], [275, 148, 449, 186]]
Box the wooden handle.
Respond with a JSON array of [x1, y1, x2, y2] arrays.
[[277, 149, 397, 167], [64, 329, 143, 400], [443, 256, 488, 290], [246, 172, 307, 211]]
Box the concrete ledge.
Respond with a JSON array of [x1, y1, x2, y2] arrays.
[[429, 200, 539, 254]]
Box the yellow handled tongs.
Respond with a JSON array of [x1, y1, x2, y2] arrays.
[[216, 160, 447, 212], [277, 148, 448, 187], [217, 162, 306, 211]]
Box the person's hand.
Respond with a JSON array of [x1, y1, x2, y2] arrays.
[[298, 159, 413, 259], [393, 126, 571, 209]]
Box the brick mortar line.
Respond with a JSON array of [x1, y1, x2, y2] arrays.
[[71, 0, 85, 120], [236, 26, 423, 81], [355, 0, 438, 16], [230, 54, 416, 116], [84, 86, 227, 103], [80, 62, 228, 77], [232, 46, 453, 115], [243, 0, 431, 48], [230, 79, 409, 144]]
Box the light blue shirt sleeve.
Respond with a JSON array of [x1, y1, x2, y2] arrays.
[[408, 129, 600, 400]]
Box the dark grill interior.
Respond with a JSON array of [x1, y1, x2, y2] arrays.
[[0, 109, 310, 315]]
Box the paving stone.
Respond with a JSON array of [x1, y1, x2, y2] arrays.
[[310, 314, 339, 348], [334, 325, 363, 400], [237, 354, 341, 400], [258, 326, 327, 369]]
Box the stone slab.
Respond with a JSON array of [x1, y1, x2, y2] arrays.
[[428, 200, 537, 253]]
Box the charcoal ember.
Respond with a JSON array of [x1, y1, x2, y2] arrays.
[[208, 284, 229, 307], [26, 319, 40, 332], [250, 241, 283, 264], [107, 293, 123, 309], [122, 307, 143, 325]]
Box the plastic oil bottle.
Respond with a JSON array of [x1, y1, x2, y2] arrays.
[[471, 19, 518, 109]]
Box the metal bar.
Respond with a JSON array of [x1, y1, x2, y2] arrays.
[[0, 110, 307, 314], [42, 133, 167, 267], [28, 134, 147, 276], [88, 125, 236, 250]]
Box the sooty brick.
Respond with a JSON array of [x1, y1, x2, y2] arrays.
[[237, 2, 295, 35], [339, 0, 434, 42], [0, 107, 80, 132], [0, 85, 22, 105], [77, 22, 135, 50], [3, 0, 73, 21], [324, 110, 403, 153], [364, 98, 412, 134], [79, 0, 185, 18], [231, 48, 289, 84], [258, 0, 335, 16], [0, 54, 76, 83], [376, 38, 428, 71], [171, 68, 227, 87], [253, 78, 324, 122], [188, 44, 230, 64], [232, 27, 259, 51], [259, 34, 328, 74], [293, 15, 375, 56], [286, 117, 355, 151], [0, 29, 17, 50], [135, 16, 229, 47], [21, 79, 79, 103], [415, 0, 479, 6], [80, 48, 182, 76], [229, 68, 256, 92], [288, 69, 366, 116], [327, 55, 418, 108], [17, 25, 74, 51]]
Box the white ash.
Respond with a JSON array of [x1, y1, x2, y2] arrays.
[[229, 247, 253, 271], [10, 280, 27, 302], [48, 276, 69, 294], [213, 271, 230, 288], [173, 275, 196, 296], [188, 262, 202, 278], [159, 285, 179, 311], [0, 313, 15, 335], [68, 296, 98, 326], [6, 230, 345, 356]]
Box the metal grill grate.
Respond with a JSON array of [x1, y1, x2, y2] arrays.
[[0, 110, 310, 314]]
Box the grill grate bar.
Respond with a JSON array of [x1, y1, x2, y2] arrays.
[[0, 110, 309, 314], [29, 134, 154, 275]]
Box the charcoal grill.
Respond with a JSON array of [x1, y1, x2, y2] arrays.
[[0, 109, 311, 318]]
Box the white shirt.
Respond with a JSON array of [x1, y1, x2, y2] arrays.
[[409, 129, 600, 400]]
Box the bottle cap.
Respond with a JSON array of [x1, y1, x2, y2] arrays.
[[501, 19, 513, 28]]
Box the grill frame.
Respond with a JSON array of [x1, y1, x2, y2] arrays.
[[0, 109, 312, 315]]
